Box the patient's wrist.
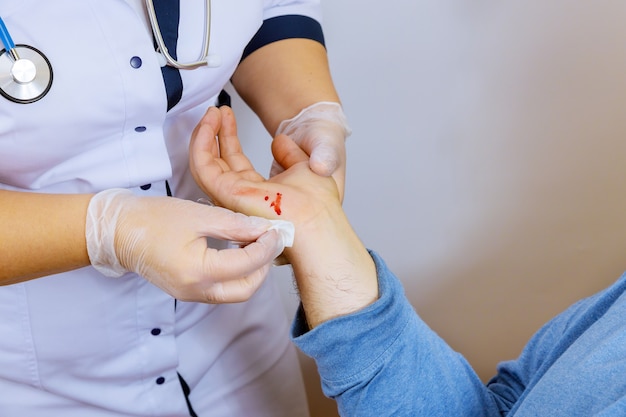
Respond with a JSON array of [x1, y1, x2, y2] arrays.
[[286, 205, 378, 328]]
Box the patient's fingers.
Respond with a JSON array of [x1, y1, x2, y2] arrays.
[[271, 134, 310, 171], [217, 106, 255, 173], [190, 107, 228, 187]]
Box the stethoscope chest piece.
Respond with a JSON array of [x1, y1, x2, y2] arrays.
[[0, 44, 53, 104]]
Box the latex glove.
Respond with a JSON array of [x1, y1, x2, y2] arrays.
[[271, 101, 351, 199], [85, 188, 286, 303]]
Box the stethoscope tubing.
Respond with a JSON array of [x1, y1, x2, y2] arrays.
[[0, 17, 19, 61], [0, 17, 15, 50], [145, 0, 213, 69], [0, 1, 216, 104]]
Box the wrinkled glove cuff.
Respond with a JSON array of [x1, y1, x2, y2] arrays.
[[275, 101, 352, 139], [85, 188, 133, 277]]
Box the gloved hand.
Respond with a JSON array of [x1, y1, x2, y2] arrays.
[[85, 188, 286, 303], [271, 101, 351, 200]]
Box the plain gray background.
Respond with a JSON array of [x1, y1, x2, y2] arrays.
[[229, 1, 626, 415]]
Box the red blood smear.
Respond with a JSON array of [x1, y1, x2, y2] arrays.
[[269, 193, 282, 215]]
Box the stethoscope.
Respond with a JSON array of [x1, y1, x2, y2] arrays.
[[146, 0, 220, 69], [0, 0, 219, 104], [0, 17, 53, 104]]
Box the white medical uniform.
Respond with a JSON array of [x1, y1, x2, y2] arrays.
[[0, 1, 322, 415]]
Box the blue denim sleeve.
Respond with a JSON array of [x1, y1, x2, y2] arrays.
[[291, 250, 503, 416], [484, 273, 626, 415]]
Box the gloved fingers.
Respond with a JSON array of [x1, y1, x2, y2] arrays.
[[214, 229, 285, 268], [201, 263, 271, 304], [141, 246, 272, 305], [196, 229, 285, 303], [189, 203, 274, 243], [269, 134, 345, 201], [304, 132, 347, 200], [271, 127, 345, 176], [86, 187, 287, 304], [272, 101, 350, 199], [130, 211, 283, 304], [308, 139, 345, 177]]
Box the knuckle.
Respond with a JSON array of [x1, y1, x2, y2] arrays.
[[204, 283, 227, 303]]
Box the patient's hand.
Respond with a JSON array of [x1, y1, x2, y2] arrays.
[[190, 106, 378, 327], [189, 106, 340, 229]]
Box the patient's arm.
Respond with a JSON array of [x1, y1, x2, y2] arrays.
[[190, 106, 377, 327]]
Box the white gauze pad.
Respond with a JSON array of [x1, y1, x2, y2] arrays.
[[269, 220, 295, 247]]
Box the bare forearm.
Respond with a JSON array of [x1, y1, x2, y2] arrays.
[[231, 38, 341, 134], [286, 204, 378, 329], [0, 190, 91, 284]]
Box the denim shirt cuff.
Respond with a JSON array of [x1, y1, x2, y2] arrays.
[[291, 250, 414, 383]]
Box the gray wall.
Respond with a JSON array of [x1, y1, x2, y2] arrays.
[[231, 1, 626, 415]]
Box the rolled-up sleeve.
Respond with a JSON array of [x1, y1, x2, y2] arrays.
[[241, 1, 325, 61]]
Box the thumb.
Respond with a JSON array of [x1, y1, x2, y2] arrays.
[[309, 142, 340, 177], [270, 133, 310, 174]]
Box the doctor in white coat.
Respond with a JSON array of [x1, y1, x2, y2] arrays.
[[0, 1, 349, 416]]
